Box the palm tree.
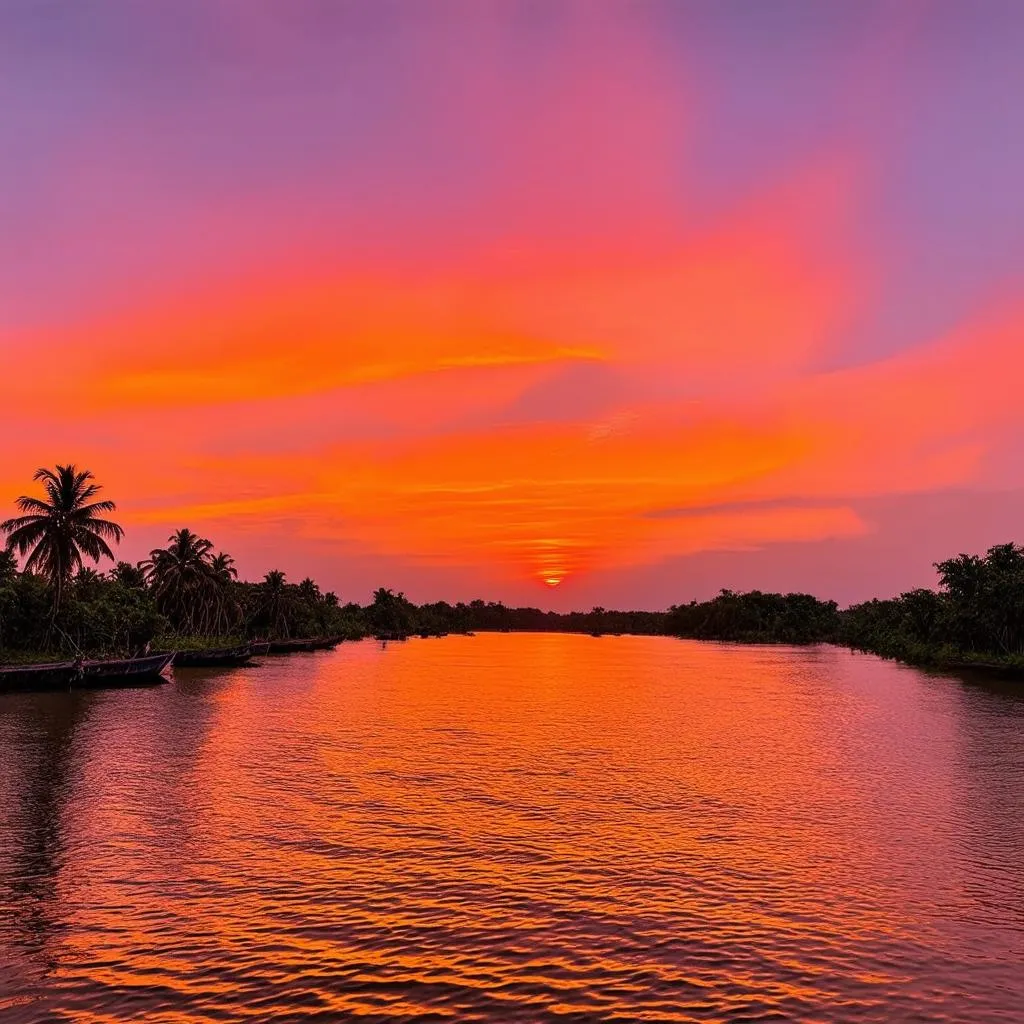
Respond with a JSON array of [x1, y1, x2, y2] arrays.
[[210, 552, 238, 584], [1, 465, 123, 613], [258, 570, 292, 638], [109, 560, 147, 589], [143, 528, 218, 634], [209, 552, 240, 634], [368, 587, 414, 637], [297, 577, 320, 603]]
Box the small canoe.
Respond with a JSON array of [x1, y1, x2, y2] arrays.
[[174, 644, 254, 668], [81, 653, 175, 686]]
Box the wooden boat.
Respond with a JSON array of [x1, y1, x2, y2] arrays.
[[173, 644, 255, 668], [0, 660, 79, 693], [0, 652, 174, 693], [267, 638, 319, 654], [81, 653, 175, 686], [309, 636, 341, 651]]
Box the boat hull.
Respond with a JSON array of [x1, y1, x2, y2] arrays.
[[309, 636, 340, 651], [1, 653, 174, 693], [267, 639, 319, 654], [174, 645, 254, 668], [81, 653, 175, 687], [0, 661, 80, 693]]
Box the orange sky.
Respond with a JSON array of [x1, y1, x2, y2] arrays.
[[3, 3, 1024, 607]]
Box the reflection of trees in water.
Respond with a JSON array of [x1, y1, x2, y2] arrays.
[[1, 675, 229, 1011], [132, 669, 230, 876], [0, 690, 94, 1001], [947, 680, 1024, 934]]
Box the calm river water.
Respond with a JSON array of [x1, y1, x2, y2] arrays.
[[1, 634, 1023, 1022]]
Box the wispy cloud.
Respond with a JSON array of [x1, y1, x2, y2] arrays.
[[2, 2, 1023, 605]]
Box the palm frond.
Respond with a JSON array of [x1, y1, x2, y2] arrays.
[[12, 496, 51, 515], [3, 520, 49, 554], [82, 517, 125, 542], [23, 541, 52, 575], [75, 483, 102, 506], [2, 512, 47, 531], [78, 500, 119, 518], [76, 531, 117, 564], [32, 466, 61, 487]]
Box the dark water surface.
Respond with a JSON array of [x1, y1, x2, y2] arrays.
[[2, 634, 1023, 1022]]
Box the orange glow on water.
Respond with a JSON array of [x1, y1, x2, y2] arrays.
[[2, 637, 1022, 1018]]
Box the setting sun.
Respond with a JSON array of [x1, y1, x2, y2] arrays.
[[2, 2, 1022, 618]]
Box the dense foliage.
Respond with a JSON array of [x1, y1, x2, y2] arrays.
[[0, 558, 164, 659], [0, 556, 366, 659], [0, 468, 364, 658], [4, 465, 1024, 676], [384, 598, 666, 637], [839, 543, 1024, 671], [665, 590, 839, 644]]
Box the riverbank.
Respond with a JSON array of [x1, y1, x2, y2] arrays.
[[4, 525, 1024, 681], [842, 640, 1024, 679]]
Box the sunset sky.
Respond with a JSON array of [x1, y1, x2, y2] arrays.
[[3, 1, 1024, 608]]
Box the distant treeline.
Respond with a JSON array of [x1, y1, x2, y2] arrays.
[[8, 543, 1024, 679], [403, 598, 666, 637], [665, 590, 838, 645], [0, 557, 668, 658], [663, 542, 1024, 674], [3, 464, 1024, 676]]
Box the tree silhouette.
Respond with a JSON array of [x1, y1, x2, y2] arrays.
[[143, 528, 219, 634], [1, 465, 123, 614]]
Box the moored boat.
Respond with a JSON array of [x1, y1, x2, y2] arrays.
[[267, 638, 319, 654], [309, 636, 340, 651], [173, 644, 255, 668], [81, 652, 175, 686], [0, 652, 174, 693], [0, 660, 80, 693]]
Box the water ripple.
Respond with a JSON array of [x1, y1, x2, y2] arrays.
[[2, 634, 1023, 1022]]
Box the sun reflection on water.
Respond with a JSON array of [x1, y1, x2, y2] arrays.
[[1, 635, 1023, 1022]]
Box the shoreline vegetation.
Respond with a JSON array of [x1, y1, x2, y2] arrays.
[[2, 465, 1023, 680]]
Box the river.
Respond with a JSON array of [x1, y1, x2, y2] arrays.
[[1, 633, 1022, 1022]]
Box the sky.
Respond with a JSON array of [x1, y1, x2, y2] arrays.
[[2, 0, 1024, 609]]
